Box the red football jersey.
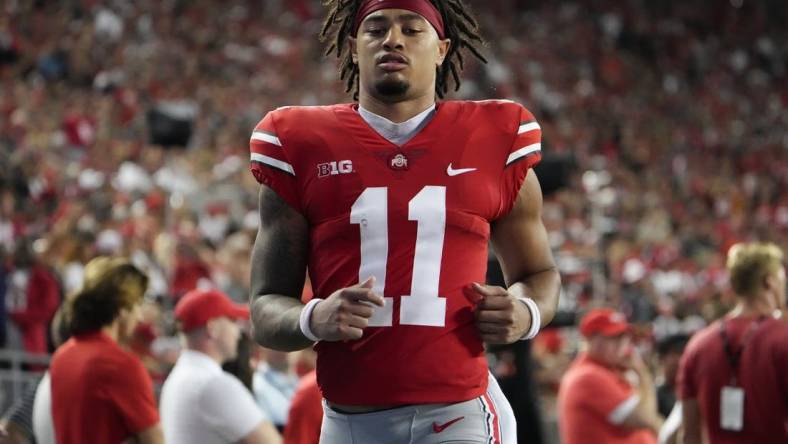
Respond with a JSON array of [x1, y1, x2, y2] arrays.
[[250, 100, 542, 405]]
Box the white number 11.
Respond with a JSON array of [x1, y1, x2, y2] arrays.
[[350, 186, 447, 327]]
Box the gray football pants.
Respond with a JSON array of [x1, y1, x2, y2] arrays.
[[319, 372, 516, 444]]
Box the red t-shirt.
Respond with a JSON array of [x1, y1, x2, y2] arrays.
[[284, 371, 322, 444], [678, 316, 788, 444], [558, 354, 657, 444], [249, 101, 542, 405], [50, 332, 160, 444], [6, 264, 60, 355]]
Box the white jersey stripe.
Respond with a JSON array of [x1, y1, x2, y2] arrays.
[[518, 121, 541, 134], [250, 131, 282, 147], [506, 143, 541, 166], [250, 153, 294, 175]]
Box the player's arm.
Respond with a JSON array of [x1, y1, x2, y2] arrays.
[[680, 399, 702, 444], [250, 184, 312, 351], [479, 171, 561, 344], [250, 185, 384, 351]]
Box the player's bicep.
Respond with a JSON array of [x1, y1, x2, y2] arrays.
[[250, 184, 309, 302], [490, 170, 555, 284]]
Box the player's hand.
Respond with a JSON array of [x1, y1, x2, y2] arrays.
[[470, 282, 531, 344], [309, 276, 385, 342]]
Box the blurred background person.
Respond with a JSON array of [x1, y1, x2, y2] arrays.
[[282, 349, 320, 444], [1, 254, 133, 444], [31, 254, 133, 444], [530, 328, 572, 443], [677, 242, 787, 444], [160, 288, 281, 444], [253, 348, 298, 433], [0, 383, 37, 444], [655, 334, 689, 419], [215, 231, 254, 304], [3, 240, 60, 360], [49, 257, 163, 444], [558, 308, 663, 444], [223, 330, 257, 391], [0, 248, 7, 350], [283, 371, 321, 444]]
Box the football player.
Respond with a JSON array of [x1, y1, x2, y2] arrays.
[[249, 1, 561, 442]]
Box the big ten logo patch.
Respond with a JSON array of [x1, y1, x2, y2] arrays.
[[317, 160, 354, 178]]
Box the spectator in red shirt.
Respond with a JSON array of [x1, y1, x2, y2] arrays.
[[49, 257, 164, 444], [678, 242, 788, 444], [558, 308, 663, 444], [283, 370, 322, 444], [4, 240, 60, 357]]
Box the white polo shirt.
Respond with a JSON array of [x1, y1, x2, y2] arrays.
[[32, 372, 55, 444], [160, 350, 266, 444]]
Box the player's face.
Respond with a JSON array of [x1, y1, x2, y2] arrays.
[[350, 9, 450, 102]]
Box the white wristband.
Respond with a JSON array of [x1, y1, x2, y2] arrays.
[[299, 298, 324, 342], [518, 297, 541, 340]]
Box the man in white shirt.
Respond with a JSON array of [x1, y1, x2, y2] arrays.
[[160, 288, 281, 444], [253, 349, 298, 431]]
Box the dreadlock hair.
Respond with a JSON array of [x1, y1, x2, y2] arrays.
[[320, 0, 487, 99]]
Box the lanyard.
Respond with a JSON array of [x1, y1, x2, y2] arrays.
[[718, 316, 766, 385]]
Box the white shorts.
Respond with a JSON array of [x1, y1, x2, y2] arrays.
[[319, 372, 516, 444]]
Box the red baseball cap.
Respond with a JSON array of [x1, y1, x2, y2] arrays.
[[579, 308, 630, 337], [174, 288, 249, 332]]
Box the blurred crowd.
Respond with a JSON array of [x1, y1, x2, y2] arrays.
[[0, 0, 786, 441]]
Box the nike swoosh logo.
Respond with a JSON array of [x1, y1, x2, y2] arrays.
[[432, 416, 465, 433], [447, 163, 477, 176]]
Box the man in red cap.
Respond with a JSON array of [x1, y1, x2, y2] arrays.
[[248, 0, 561, 442], [557, 308, 663, 444], [160, 288, 281, 444]]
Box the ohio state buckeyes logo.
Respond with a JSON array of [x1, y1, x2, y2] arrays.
[[389, 153, 408, 171], [317, 160, 354, 177]]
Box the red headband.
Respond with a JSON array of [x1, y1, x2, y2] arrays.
[[352, 0, 446, 39]]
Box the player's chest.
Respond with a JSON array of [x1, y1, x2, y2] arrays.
[[297, 137, 504, 223]]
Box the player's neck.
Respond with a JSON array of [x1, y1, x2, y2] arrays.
[[358, 90, 437, 123]]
